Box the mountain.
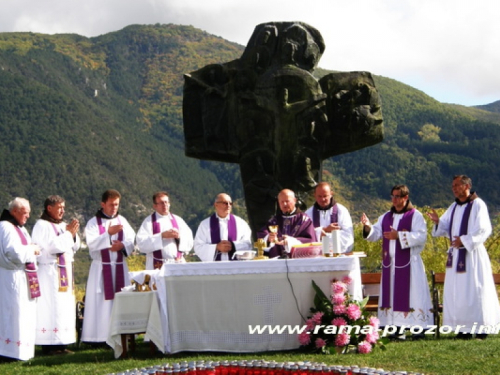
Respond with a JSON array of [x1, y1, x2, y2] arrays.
[[1, 24, 500, 234]]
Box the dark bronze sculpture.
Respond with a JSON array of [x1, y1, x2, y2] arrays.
[[183, 21, 383, 236]]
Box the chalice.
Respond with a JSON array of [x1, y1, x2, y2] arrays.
[[269, 225, 279, 243]]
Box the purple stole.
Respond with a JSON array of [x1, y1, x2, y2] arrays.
[[96, 216, 125, 300], [446, 201, 473, 273], [210, 213, 237, 261], [312, 204, 338, 228], [14, 226, 41, 299], [50, 223, 70, 292], [381, 209, 415, 312], [152, 212, 181, 269]]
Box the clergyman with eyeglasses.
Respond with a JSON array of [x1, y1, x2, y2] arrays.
[[136, 191, 194, 269], [194, 193, 252, 261], [360, 184, 433, 340]]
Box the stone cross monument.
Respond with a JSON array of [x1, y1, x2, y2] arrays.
[[183, 21, 383, 236]]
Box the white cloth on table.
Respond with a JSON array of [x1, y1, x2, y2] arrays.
[[81, 215, 136, 343], [194, 214, 252, 261], [106, 290, 163, 358], [365, 209, 433, 328], [136, 212, 193, 269], [432, 197, 500, 333], [32, 219, 81, 345], [305, 203, 354, 252], [155, 257, 363, 353], [0, 222, 38, 360]]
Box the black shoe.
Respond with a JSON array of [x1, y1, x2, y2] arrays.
[[456, 333, 472, 340], [475, 334, 488, 340]]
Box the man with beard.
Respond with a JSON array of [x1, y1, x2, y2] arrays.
[[305, 182, 354, 253], [81, 189, 136, 345], [428, 175, 500, 339], [258, 189, 315, 258], [32, 195, 81, 355], [361, 184, 433, 340]]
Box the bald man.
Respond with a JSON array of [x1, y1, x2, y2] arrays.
[[194, 193, 252, 261], [258, 189, 315, 258], [305, 182, 354, 253]]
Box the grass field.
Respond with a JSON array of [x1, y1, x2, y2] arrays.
[[1, 332, 499, 375]]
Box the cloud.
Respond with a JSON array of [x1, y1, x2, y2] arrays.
[[1, 0, 499, 106]]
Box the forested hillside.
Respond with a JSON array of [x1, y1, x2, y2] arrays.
[[1, 24, 500, 234]]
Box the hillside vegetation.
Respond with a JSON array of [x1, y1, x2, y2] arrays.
[[1, 23, 500, 233]]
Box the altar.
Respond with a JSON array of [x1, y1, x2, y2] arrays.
[[153, 256, 363, 354]]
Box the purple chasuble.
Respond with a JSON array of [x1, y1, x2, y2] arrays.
[[152, 212, 181, 269], [50, 223, 70, 292], [14, 226, 41, 299], [446, 201, 473, 273], [381, 209, 414, 312], [210, 213, 237, 261], [312, 204, 338, 228], [97, 216, 125, 300], [263, 212, 315, 258]]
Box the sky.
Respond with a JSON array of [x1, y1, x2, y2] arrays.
[[1, 0, 499, 106]]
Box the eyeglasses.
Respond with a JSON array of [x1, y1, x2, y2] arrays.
[[216, 201, 232, 206], [390, 195, 403, 199]]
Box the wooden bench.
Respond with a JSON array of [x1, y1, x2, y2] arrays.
[[431, 271, 500, 338], [361, 272, 381, 312]]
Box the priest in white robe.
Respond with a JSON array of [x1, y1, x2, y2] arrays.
[[0, 198, 40, 361], [305, 182, 354, 253], [429, 175, 500, 339], [361, 185, 433, 338], [194, 193, 252, 261], [81, 190, 136, 344], [136, 191, 193, 269], [32, 195, 81, 355]]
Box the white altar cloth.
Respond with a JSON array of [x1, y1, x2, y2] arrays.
[[107, 290, 163, 358], [153, 256, 362, 354]]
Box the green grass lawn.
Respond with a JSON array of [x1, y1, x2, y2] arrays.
[[1, 333, 499, 375]]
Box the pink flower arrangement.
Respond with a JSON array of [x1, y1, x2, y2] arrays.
[[311, 312, 324, 324], [331, 317, 347, 327], [335, 332, 350, 347], [305, 319, 316, 331], [346, 304, 362, 320], [365, 330, 379, 344], [333, 304, 346, 315], [315, 338, 326, 348], [298, 331, 311, 346], [369, 316, 380, 329], [299, 279, 385, 354], [357, 340, 372, 354], [332, 293, 346, 305], [331, 281, 347, 295], [341, 275, 352, 285]]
